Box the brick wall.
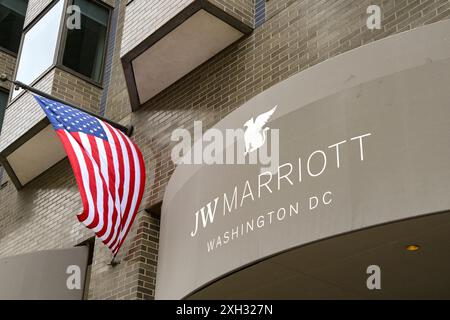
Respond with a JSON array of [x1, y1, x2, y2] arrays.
[[131, 0, 450, 209], [208, 0, 255, 26], [52, 68, 102, 114], [120, 0, 255, 58], [0, 70, 54, 152], [88, 1, 160, 300], [105, 1, 133, 122], [0, 158, 91, 256], [24, 0, 53, 27], [266, 0, 295, 20], [88, 212, 160, 300], [0, 51, 16, 92], [97, 0, 450, 299], [120, 0, 195, 57], [0, 49, 16, 201], [0, 0, 449, 301], [0, 68, 102, 153]]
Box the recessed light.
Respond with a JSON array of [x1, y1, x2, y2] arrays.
[[406, 245, 420, 252]]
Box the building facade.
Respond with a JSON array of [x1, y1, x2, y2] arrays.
[[0, 0, 449, 299]]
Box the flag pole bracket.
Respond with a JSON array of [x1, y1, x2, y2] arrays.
[[0, 74, 133, 136], [108, 258, 121, 267]]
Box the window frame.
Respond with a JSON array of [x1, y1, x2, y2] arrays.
[[9, 0, 68, 104], [0, 45, 18, 58], [9, 0, 112, 104], [57, 0, 112, 87], [0, 0, 29, 56]]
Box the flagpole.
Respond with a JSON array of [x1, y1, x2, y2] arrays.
[[0, 74, 133, 136]]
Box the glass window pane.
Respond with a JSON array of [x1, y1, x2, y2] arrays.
[[0, 0, 28, 53], [12, 0, 64, 100], [0, 89, 7, 106], [62, 0, 109, 83], [0, 90, 8, 132]]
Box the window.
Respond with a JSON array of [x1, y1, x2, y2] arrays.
[[12, 0, 65, 100], [62, 0, 109, 83], [0, 89, 8, 131], [0, 89, 7, 106], [12, 0, 110, 101], [0, 0, 28, 54]]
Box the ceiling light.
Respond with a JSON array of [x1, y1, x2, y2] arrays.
[[406, 245, 420, 252]]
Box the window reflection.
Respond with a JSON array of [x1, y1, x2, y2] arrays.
[[62, 0, 109, 83], [12, 0, 64, 100], [0, 0, 28, 54]]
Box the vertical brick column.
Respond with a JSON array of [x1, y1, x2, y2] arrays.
[[87, 212, 160, 300], [87, 0, 160, 300], [0, 51, 16, 91]]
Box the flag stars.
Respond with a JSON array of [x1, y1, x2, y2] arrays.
[[37, 97, 108, 140]]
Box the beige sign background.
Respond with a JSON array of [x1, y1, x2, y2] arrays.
[[0, 246, 89, 300], [156, 21, 450, 299]]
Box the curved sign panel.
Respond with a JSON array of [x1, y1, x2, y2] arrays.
[[156, 21, 450, 299]]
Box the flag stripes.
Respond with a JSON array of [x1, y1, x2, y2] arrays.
[[34, 95, 146, 256]]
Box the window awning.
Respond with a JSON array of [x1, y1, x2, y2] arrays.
[[2, 122, 66, 186], [121, 0, 253, 110]]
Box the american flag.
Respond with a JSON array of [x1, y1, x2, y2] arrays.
[[34, 95, 146, 256]]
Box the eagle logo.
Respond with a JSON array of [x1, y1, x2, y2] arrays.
[[244, 106, 277, 155]]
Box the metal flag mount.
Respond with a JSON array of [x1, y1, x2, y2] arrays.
[[0, 73, 133, 136]]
